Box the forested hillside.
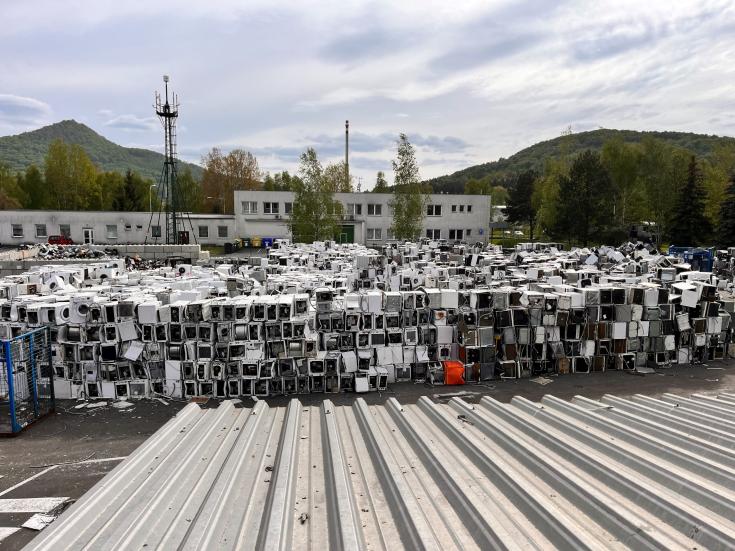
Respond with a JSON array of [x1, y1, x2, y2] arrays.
[[0, 120, 202, 180], [426, 129, 735, 193]]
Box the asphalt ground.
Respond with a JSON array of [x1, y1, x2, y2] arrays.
[[1, 362, 734, 549]]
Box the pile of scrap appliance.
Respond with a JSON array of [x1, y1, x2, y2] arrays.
[[0, 240, 734, 400]]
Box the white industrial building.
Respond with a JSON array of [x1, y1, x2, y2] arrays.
[[0, 211, 236, 247], [0, 191, 491, 246], [236, 190, 491, 245]]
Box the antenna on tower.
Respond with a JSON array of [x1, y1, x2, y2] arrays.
[[147, 75, 196, 245]]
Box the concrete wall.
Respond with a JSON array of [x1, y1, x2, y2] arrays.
[[0, 246, 41, 261], [234, 191, 491, 244], [0, 210, 236, 247], [0, 244, 204, 276]]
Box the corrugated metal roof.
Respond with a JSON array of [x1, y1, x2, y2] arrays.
[[25, 392, 735, 550]]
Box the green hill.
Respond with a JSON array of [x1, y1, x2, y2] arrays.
[[426, 128, 735, 193], [0, 120, 203, 181]]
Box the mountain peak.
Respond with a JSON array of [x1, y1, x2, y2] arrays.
[[0, 119, 202, 180]]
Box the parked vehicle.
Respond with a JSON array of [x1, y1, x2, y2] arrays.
[[48, 235, 73, 245]]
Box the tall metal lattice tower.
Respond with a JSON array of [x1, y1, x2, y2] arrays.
[[155, 75, 181, 244]]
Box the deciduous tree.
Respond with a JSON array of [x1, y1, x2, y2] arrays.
[[91, 171, 124, 211], [0, 163, 25, 209], [717, 172, 735, 246], [264, 171, 300, 191], [601, 137, 642, 225], [702, 144, 735, 228], [44, 140, 98, 210], [389, 134, 427, 240], [177, 167, 203, 213], [201, 148, 262, 214], [289, 148, 343, 242], [323, 161, 353, 192]]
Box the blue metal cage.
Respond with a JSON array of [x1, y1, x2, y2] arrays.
[[668, 246, 714, 272], [0, 326, 55, 434]]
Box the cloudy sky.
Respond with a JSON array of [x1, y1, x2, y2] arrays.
[[1, 0, 734, 188]]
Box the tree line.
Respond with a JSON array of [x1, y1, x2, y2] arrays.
[[0, 133, 432, 244], [501, 133, 735, 247], [0, 138, 200, 212]]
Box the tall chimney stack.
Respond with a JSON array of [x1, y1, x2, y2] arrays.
[[345, 120, 349, 189]]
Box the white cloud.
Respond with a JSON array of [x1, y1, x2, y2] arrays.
[[104, 114, 159, 132], [0, 94, 52, 135], [0, 94, 51, 121], [1, 0, 734, 182]]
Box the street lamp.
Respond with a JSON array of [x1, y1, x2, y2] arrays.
[[149, 184, 157, 212]]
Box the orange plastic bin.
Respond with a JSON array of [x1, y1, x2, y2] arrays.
[[442, 360, 465, 385]]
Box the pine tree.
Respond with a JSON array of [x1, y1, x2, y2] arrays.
[[668, 156, 712, 246], [373, 171, 388, 192], [504, 170, 538, 241], [23, 165, 46, 209], [717, 172, 735, 246], [551, 150, 611, 246]]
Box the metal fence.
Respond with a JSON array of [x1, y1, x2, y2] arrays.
[[0, 327, 54, 434]]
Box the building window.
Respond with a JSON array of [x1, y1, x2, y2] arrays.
[[35, 224, 47, 238], [467, 205, 472, 213], [136, 225, 143, 231], [459, 205, 465, 213], [218, 226, 228, 238], [426, 204, 442, 216], [106, 225, 118, 239], [347, 203, 363, 216], [367, 204, 382, 216], [12, 224, 23, 238], [263, 202, 279, 214], [449, 229, 464, 240], [198, 225, 209, 238], [151, 225, 162, 238], [466, 229, 472, 237], [241, 201, 258, 214], [426, 229, 441, 239], [284, 202, 293, 214], [451, 205, 457, 213], [59, 224, 71, 237], [366, 228, 382, 240], [125, 224, 132, 231]]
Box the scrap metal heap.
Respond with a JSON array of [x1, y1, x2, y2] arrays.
[[1, 240, 734, 400]]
